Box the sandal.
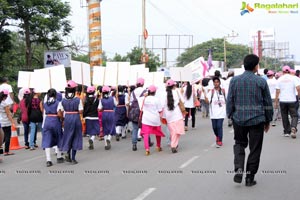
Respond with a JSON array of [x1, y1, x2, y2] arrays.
[[4, 152, 15, 156]]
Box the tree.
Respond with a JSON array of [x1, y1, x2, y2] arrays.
[[123, 47, 161, 72], [176, 38, 249, 69], [8, 0, 72, 68]]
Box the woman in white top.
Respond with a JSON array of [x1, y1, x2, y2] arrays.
[[0, 90, 16, 156], [164, 79, 185, 153], [140, 85, 164, 156], [182, 82, 196, 130], [205, 77, 226, 148]]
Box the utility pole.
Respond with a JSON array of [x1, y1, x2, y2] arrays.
[[141, 0, 148, 63], [224, 31, 238, 71]]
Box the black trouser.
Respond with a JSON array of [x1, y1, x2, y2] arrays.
[[184, 108, 196, 128], [280, 102, 298, 134], [2, 126, 12, 153], [233, 122, 264, 179]]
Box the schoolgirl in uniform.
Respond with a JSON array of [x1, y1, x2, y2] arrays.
[[97, 86, 104, 141], [115, 85, 128, 141], [83, 86, 100, 150], [58, 80, 83, 164], [42, 88, 64, 167], [99, 86, 118, 150]]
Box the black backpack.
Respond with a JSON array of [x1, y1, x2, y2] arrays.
[[128, 91, 140, 122]]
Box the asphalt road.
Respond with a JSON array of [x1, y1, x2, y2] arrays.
[[1, 112, 300, 200]]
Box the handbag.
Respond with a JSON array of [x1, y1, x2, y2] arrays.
[[177, 91, 187, 115], [194, 99, 200, 107], [138, 97, 146, 128]]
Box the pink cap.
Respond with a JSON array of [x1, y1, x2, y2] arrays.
[[136, 77, 145, 85], [290, 69, 296, 74], [1, 89, 9, 95], [282, 65, 291, 72], [87, 86, 95, 93], [267, 70, 274, 76], [148, 85, 157, 92], [275, 72, 282, 78], [24, 88, 31, 94], [102, 86, 110, 93], [166, 79, 175, 87], [66, 80, 78, 88]]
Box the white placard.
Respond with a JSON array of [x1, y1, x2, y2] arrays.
[[181, 67, 193, 82], [184, 57, 206, 83], [71, 60, 91, 86], [104, 66, 117, 86], [50, 65, 67, 92], [170, 67, 183, 81], [32, 68, 51, 93], [44, 50, 71, 68], [17, 71, 32, 88], [153, 72, 164, 87], [107, 62, 131, 86], [93, 66, 105, 85]]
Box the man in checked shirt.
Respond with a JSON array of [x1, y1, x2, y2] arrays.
[[226, 54, 273, 187]]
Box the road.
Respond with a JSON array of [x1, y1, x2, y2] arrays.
[[1, 112, 300, 200]]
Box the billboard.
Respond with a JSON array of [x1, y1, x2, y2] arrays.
[[44, 50, 71, 68]]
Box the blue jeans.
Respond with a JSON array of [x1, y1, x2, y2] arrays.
[[131, 122, 139, 145], [29, 122, 42, 148], [23, 122, 30, 146], [211, 119, 224, 141]]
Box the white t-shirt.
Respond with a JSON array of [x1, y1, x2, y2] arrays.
[[163, 89, 184, 123], [206, 89, 226, 119], [276, 74, 300, 102], [139, 95, 163, 126], [267, 78, 277, 99], [182, 86, 195, 108], [0, 101, 11, 127], [0, 83, 13, 105]]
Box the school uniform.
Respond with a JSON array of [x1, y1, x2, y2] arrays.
[[115, 94, 128, 138]]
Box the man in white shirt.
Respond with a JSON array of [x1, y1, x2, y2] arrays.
[[275, 66, 300, 138]]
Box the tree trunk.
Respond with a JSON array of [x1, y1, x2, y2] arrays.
[[24, 20, 32, 69]]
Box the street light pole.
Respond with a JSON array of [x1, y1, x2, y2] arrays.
[[223, 31, 238, 72]]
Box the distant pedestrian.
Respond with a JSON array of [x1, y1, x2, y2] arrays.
[[274, 65, 300, 138], [227, 54, 273, 186], [19, 88, 31, 149]]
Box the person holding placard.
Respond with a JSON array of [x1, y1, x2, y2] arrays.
[[182, 81, 196, 131], [59, 80, 83, 164], [42, 88, 64, 167], [97, 86, 104, 141], [99, 86, 118, 150], [19, 88, 31, 149], [115, 85, 129, 141], [83, 86, 100, 150], [164, 79, 185, 153]]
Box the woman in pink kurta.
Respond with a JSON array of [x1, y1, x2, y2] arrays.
[[163, 79, 185, 153]]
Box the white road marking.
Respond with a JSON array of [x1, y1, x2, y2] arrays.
[[133, 188, 156, 200], [179, 156, 199, 169]]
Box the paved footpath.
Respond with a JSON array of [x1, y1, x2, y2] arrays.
[[1, 113, 300, 200]]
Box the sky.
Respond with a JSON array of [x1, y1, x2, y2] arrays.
[[65, 0, 300, 66]]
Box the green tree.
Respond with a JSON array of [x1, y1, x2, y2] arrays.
[[123, 47, 161, 72], [8, 0, 72, 68], [177, 38, 249, 69]]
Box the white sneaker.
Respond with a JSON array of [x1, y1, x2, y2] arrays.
[[283, 134, 290, 137]]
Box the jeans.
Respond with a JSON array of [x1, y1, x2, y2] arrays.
[[211, 119, 224, 141], [29, 122, 42, 148], [280, 102, 298, 134], [233, 122, 264, 179], [131, 122, 139, 145], [2, 126, 12, 153], [184, 108, 196, 127], [23, 122, 30, 146]]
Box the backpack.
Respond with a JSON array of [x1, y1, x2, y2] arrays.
[[128, 91, 140, 122]]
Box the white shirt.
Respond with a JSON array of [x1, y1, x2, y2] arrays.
[[206, 89, 226, 119], [0, 101, 11, 127], [267, 78, 277, 99], [224, 77, 233, 98], [139, 95, 163, 126], [163, 89, 184, 123], [0, 83, 13, 105], [276, 74, 300, 102], [182, 86, 195, 108]]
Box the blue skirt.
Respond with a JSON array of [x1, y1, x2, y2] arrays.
[[86, 119, 100, 136]]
